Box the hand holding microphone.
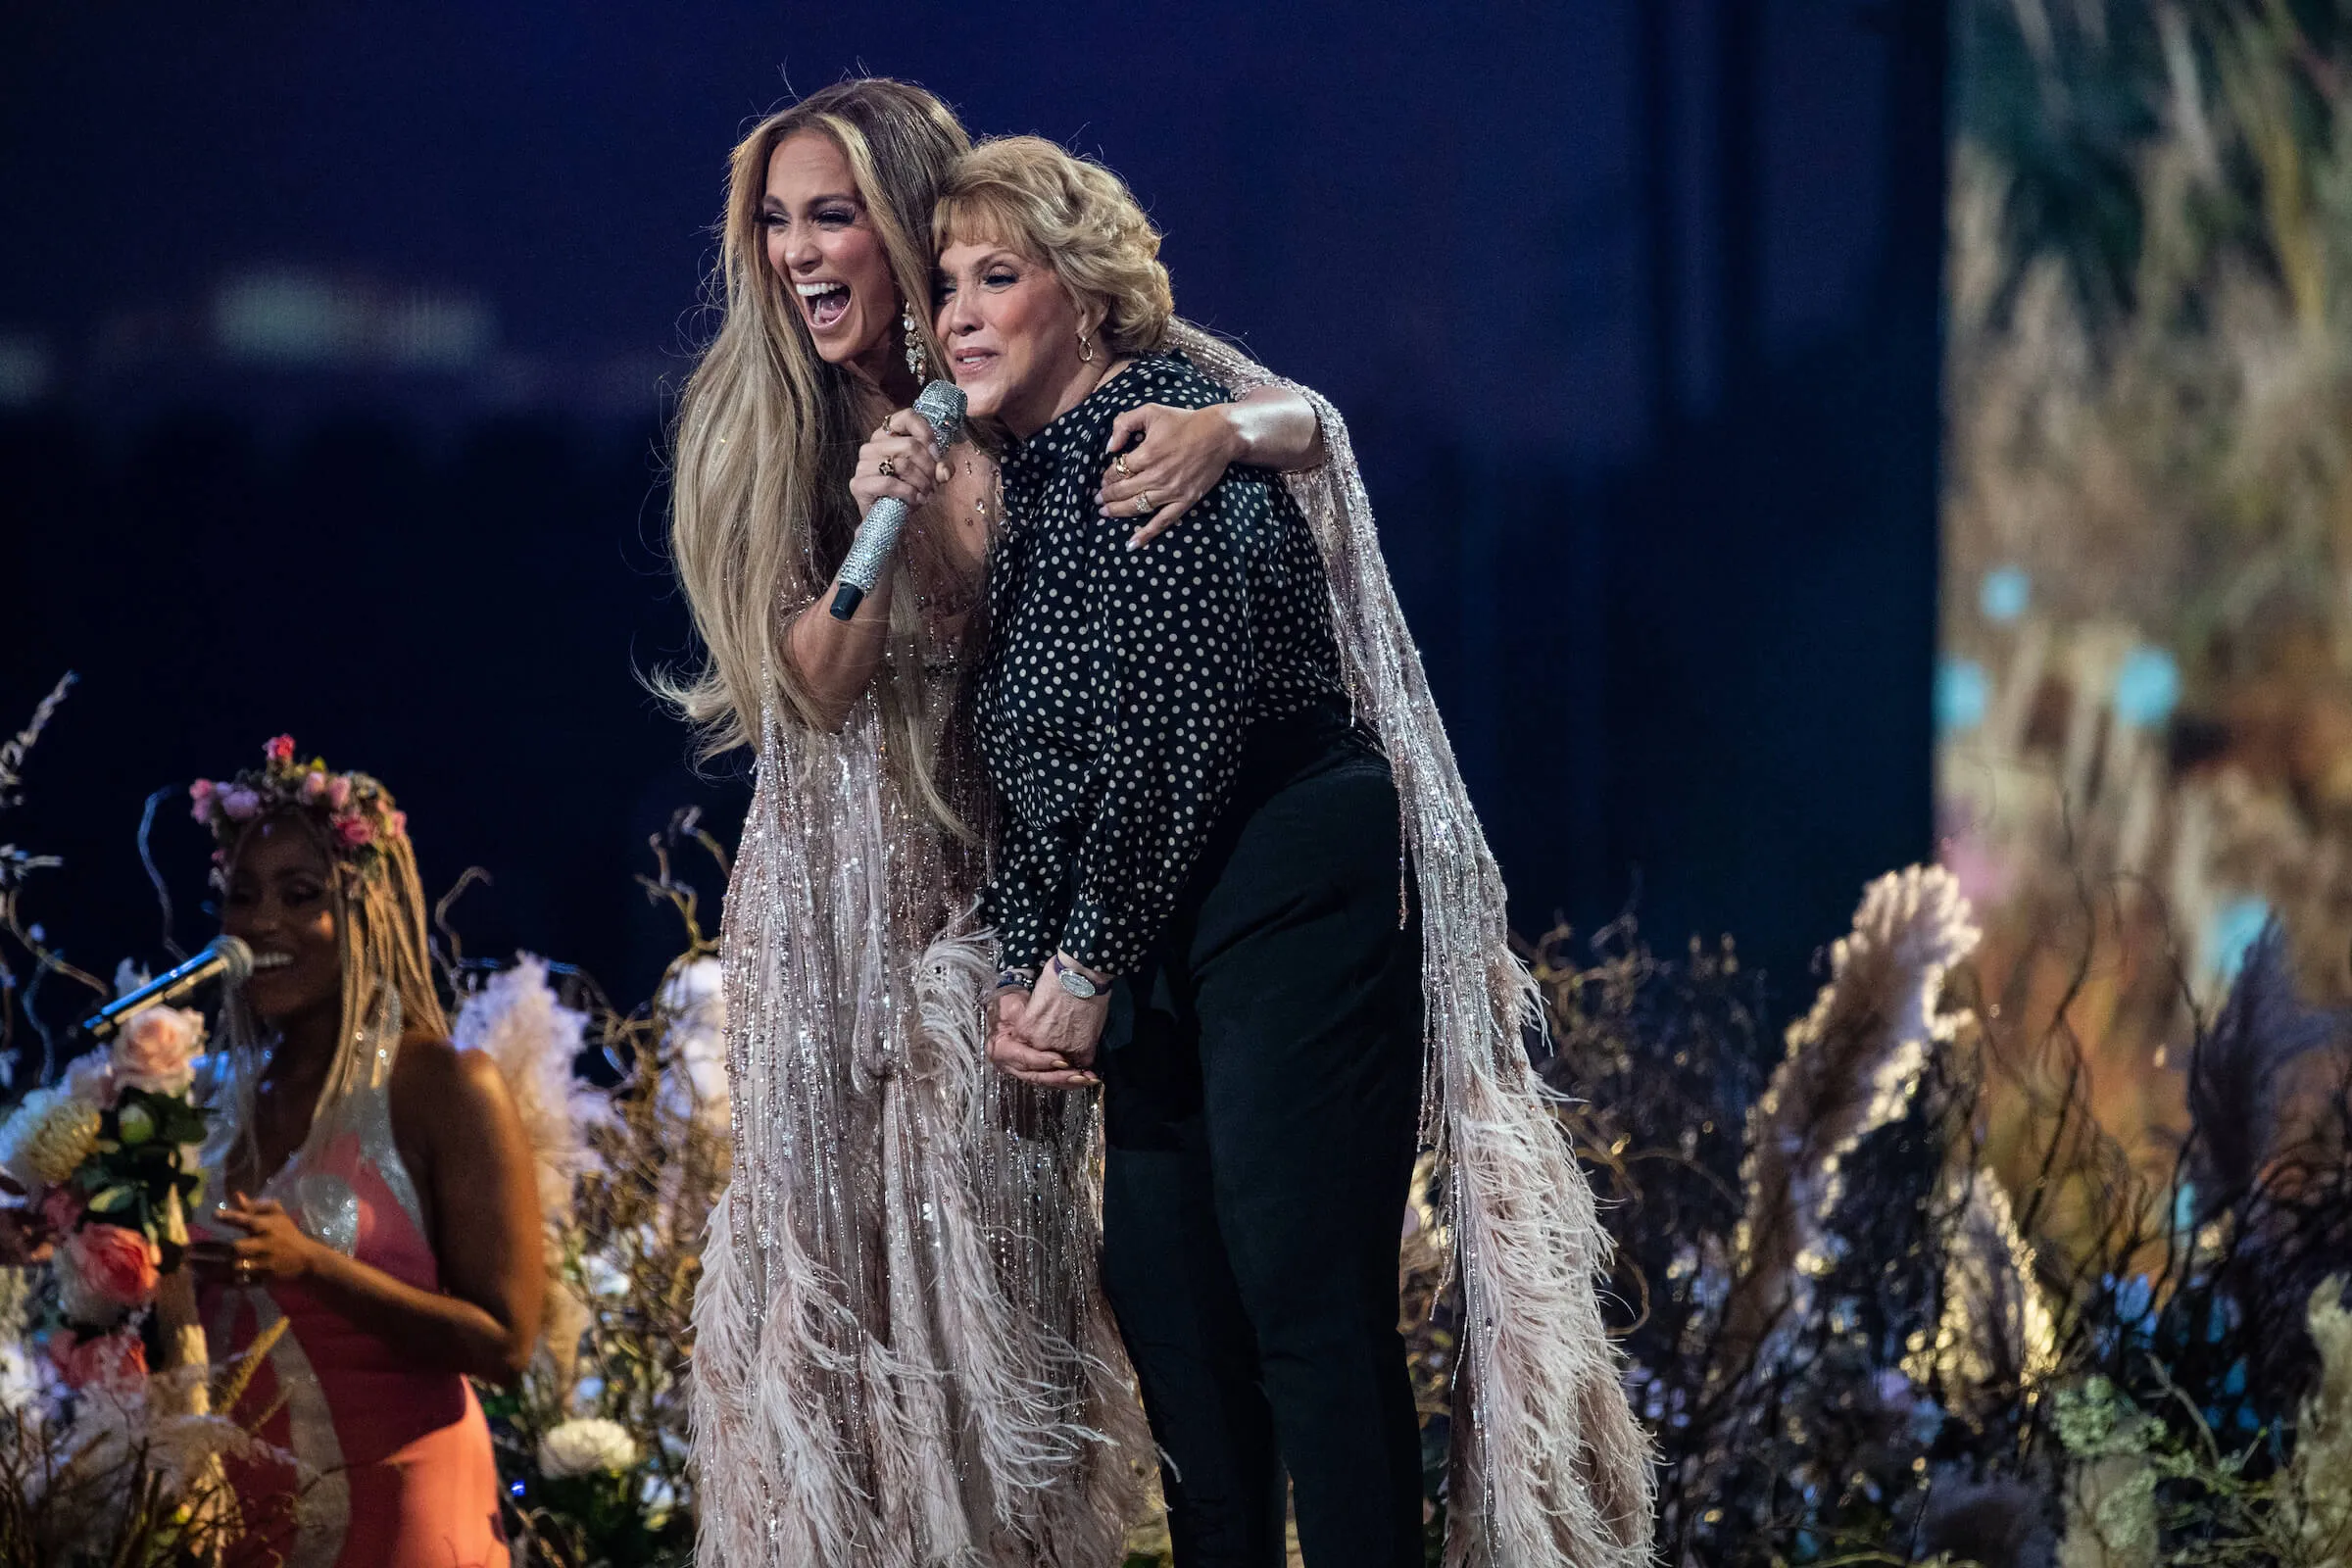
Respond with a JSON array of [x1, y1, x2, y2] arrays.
[[833, 380, 968, 621]]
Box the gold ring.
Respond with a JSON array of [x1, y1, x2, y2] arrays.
[[1114, 453, 1132, 477], [877, 457, 898, 478], [1136, 491, 1154, 515]]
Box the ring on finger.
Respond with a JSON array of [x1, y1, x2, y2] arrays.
[[1113, 453, 1132, 477], [1135, 491, 1154, 515], [877, 457, 898, 478]]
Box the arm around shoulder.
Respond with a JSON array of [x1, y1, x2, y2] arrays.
[[1228, 383, 1326, 472]]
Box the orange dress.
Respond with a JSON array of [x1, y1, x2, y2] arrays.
[[200, 1095, 509, 1568]]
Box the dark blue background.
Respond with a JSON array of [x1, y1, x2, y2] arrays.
[[0, 1, 1942, 1023]]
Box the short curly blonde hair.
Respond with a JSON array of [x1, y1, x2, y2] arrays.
[[935, 136, 1173, 358]]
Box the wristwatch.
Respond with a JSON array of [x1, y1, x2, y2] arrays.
[[1049, 956, 1107, 1000]]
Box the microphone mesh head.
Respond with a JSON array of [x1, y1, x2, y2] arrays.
[[913, 380, 968, 442], [212, 934, 255, 983]]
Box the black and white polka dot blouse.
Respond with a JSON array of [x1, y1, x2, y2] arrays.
[[976, 351, 1347, 977]]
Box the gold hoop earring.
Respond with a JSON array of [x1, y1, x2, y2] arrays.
[[903, 305, 927, 380], [1077, 329, 1095, 364]]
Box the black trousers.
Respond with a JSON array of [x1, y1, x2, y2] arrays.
[[1099, 714, 1426, 1568]]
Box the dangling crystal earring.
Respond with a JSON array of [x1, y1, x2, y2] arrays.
[[903, 305, 926, 379], [1077, 328, 1095, 364]]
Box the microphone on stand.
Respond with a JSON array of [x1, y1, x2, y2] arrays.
[[830, 379, 969, 621], [79, 936, 256, 1041]]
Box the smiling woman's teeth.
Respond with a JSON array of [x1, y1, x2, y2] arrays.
[[250, 952, 294, 970], [798, 281, 850, 328]]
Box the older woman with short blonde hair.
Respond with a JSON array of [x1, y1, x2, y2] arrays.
[[941, 135, 1653, 1568]]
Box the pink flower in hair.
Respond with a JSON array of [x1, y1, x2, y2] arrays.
[[334, 814, 375, 850], [189, 779, 216, 824], [265, 735, 296, 766], [300, 769, 328, 802], [220, 786, 262, 822], [325, 775, 353, 811], [388, 809, 408, 839]]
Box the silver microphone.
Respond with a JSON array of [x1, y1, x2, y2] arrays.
[[79, 936, 255, 1041], [830, 379, 969, 621]]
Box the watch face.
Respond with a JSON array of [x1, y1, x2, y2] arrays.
[[1056, 967, 1098, 998]]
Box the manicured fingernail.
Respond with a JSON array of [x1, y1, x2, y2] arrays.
[[1127, 535, 1143, 551]]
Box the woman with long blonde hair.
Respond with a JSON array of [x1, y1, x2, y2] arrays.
[[663, 79, 1326, 1567]]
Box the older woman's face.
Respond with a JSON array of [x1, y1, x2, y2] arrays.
[[761, 131, 897, 381], [936, 239, 1093, 440]]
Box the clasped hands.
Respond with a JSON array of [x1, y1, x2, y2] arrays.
[[988, 956, 1110, 1092]]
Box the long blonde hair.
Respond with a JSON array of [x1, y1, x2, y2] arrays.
[[660, 79, 970, 830]]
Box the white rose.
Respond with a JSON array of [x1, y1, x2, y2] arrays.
[[537, 1416, 639, 1479]]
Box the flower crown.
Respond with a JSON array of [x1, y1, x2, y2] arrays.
[[190, 734, 409, 876]]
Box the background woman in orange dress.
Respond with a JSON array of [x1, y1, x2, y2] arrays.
[[185, 738, 543, 1568]]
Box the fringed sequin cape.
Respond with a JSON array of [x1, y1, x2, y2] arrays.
[[1172, 322, 1655, 1567]]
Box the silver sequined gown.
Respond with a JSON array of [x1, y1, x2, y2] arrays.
[[690, 633, 1143, 1568]]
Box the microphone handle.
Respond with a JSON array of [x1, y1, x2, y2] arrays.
[[80, 937, 250, 1041], [829, 496, 909, 621], [829, 397, 959, 622]]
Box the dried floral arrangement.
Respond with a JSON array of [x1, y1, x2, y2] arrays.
[[441, 811, 734, 1568], [1508, 861, 2352, 1567], [1941, 0, 2352, 1200]]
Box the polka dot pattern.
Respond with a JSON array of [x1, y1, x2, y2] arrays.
[[977, 352, 1348, 976]]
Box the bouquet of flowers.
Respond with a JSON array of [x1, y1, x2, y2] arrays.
[[0, 1003, 209, 1387]]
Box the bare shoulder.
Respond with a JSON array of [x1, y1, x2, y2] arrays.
[[389, 1033, 515, 1130]]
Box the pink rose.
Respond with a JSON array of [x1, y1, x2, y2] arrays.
[[48, 1326, 146, 1392], [265, 734, 296, 765], [63, 1222, 161, 1312], [189, 779, 217, 824], [113, 1005, 201, 1096], [220, 786, 262, 821], [333, 813, 375, 849], [325, 775, 352, 811], [300, 769, 327, 802], [387, 809, 408, 839]]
